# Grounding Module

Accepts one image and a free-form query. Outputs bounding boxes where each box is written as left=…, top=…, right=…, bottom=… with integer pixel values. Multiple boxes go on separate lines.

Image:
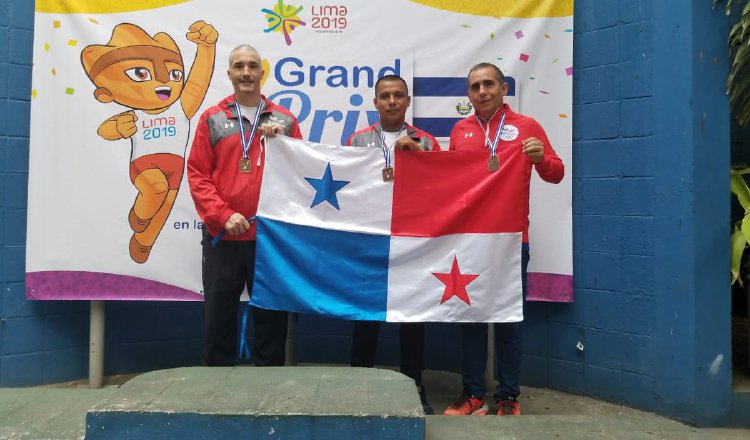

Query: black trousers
left=350, top=321, right=425, bottom=385
left=201, top=231, right=288, bottom=366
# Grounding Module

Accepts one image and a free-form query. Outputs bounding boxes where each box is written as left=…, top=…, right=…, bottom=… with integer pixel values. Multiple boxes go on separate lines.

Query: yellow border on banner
left=409, top=0, right=573, bottom=18
left=36, top=0, right=190, bottom=13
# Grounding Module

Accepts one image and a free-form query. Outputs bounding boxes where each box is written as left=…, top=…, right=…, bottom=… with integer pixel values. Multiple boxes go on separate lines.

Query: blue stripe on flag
left=413, top=117, right=463, bottom=138
left=413, top=76, right=516, bottom=97
left=414, top=77, right=466, bottom=97
left=252, top=217, right=390, bottom=321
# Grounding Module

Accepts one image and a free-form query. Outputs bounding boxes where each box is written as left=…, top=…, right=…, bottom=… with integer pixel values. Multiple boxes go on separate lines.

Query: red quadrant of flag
left=391, top=149, right=529, bottom=237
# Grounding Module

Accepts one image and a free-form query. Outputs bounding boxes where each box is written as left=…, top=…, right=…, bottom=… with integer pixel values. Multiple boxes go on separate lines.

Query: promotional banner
left=27, top=0, right=573, bottom=302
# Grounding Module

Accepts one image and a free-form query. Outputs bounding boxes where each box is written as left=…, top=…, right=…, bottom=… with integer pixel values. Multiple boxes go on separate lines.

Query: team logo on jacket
left=500, top=124, right=519, bottom=141
left=267, top=114, right=288, bottom=129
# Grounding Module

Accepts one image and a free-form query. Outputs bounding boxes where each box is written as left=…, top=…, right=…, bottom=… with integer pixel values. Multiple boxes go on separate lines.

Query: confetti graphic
left=515, top=30, right=524, bottom=39
left=519, top=53, right=529, bottom=62
left=408, top=0, right=573, bottom=18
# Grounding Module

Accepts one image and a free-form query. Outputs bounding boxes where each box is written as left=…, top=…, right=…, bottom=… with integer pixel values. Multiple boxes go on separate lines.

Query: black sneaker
left=417, top=385, right=435, bottom=415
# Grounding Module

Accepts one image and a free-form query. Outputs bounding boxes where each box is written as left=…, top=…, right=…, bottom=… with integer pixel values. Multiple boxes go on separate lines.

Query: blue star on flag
left=305, top=162, right=350, bottom=210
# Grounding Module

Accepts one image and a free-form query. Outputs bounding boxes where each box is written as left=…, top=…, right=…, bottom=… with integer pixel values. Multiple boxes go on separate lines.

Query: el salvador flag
left=252, top=136, right=523, bottom=323
left=413, top=76, right=517, bottom=139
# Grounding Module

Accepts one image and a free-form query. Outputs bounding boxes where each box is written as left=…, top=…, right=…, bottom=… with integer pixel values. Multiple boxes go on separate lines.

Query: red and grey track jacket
left=187, top=94, right=302, bottom=240
left=346, top=122, right=441, bottom=151
left=449, top=104, right=564, bottom=243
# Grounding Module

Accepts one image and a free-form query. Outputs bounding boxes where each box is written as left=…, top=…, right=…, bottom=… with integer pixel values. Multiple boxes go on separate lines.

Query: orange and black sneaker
left=442, top=394, right=488, bottom=416
left=497, top=397, right=521, bottom=416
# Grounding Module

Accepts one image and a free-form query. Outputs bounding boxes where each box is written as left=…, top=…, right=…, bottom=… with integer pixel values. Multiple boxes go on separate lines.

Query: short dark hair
left=375, top=74, right=409, bottom=95
left=467, top=62, right=505, bottom=84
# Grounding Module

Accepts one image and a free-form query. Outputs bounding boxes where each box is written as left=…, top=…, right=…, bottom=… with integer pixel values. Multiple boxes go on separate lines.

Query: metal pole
left=89, top=300, right=105, bottom=389
left=285, top=312, right=297, bottom=366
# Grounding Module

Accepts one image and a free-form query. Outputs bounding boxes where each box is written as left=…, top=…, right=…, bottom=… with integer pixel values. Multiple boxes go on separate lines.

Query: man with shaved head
left=187, top=44, right=302, bottom=366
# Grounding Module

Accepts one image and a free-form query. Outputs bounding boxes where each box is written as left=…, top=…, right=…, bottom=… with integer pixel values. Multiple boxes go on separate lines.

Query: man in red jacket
left=187, top=44, right=302, bottom=366
left=442, top=63, right=564, bottom=416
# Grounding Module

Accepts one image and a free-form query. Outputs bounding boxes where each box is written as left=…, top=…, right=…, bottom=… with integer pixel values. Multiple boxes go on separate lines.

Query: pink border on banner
left=527, top=272, right=574, bottom=302
left=26, top=271, right=204, bottom=301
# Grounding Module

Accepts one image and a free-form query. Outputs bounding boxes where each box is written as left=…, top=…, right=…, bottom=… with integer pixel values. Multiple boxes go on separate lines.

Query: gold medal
left=488, top=155, right=499, bottom=172
left=239, top=158, right=252, bottom=173
left=382, top=166, right=394, bottom=182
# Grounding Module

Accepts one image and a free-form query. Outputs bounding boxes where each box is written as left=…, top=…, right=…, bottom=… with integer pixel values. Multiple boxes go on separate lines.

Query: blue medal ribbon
left=234, top=100, right=264, bottom=162
left=476, top=108, right=507, bottom=159
left=210, top=216, right=256, bottom=247
left=239, top=302, right=252, bottom=360
left=377, top=123, right=406, bottom=170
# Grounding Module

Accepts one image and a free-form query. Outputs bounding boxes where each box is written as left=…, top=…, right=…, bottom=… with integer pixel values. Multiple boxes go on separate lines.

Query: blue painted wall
left=654, top=1, right=733, bottom=424
left=0, top=0, right=741, bottom=426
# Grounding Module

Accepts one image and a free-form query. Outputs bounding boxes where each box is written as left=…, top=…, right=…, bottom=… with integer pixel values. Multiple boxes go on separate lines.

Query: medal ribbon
left=234, top=100, right=264, bottom=162
left=476, top=108, right=507, bottom=158
left=377, top=123, right=406, bottom=170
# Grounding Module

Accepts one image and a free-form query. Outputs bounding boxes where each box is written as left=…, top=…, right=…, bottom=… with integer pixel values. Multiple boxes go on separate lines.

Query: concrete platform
left=0, top=387, right=109, bottom=440
left=0, top=367, right=748, bottom=440
left=85, top=366, right=423, bottom=440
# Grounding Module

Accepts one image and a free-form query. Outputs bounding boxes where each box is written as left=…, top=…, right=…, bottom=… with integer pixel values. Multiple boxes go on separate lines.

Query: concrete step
left=0, top=387, right=106, bottom=440
left=84, top=366, right=424, bottom=440
left=0, top=367, right=746, bottom=439
left=425, top=414, right=712, bottom=440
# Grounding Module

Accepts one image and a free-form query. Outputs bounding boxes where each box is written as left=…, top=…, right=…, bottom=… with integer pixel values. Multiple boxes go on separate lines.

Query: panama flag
left=251, top=136, right=523, bottom=322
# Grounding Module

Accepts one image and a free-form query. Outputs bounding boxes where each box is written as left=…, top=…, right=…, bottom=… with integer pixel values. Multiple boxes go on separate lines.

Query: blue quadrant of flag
left=253, top=217, right=390, bottom=321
